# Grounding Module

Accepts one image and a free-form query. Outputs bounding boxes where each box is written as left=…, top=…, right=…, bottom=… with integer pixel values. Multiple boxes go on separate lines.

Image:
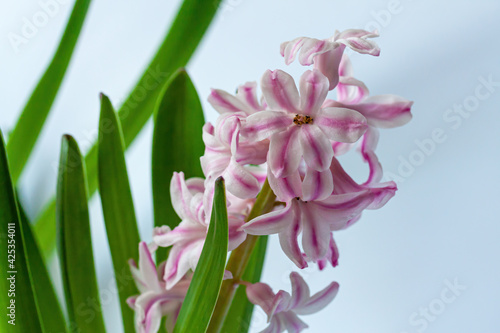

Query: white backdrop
left=1, top=0, right=499, bottom=332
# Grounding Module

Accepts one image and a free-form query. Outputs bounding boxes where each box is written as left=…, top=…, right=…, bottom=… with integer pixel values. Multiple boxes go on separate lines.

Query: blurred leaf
left=152, top=69, right=205, bottom=262
left=0, top=129, right=42, bottom=333
left=7, top=0, right=92, bottom=184
left=56, top=135, right=106, bottom=333
left=220, top=236, right=268, bottom=333
left=18, top=204, right=68, bottom=332
left=34, top=0, right=224, bottom=258
left=173, top=177, right=228, bottom=333
left=97, top=94, right=140, bottom=333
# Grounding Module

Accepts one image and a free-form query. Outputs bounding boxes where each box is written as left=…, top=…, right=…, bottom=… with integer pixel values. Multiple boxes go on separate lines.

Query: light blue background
left=1, top=0, right=499, bottom=332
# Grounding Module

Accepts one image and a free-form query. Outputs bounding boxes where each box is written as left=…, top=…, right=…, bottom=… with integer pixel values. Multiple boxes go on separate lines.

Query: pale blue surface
left=1, top=1, right=499, bottom=332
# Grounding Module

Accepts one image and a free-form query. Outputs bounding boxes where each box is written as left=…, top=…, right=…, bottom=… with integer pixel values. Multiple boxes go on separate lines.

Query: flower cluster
left=128, top=29, right=412, bottom=333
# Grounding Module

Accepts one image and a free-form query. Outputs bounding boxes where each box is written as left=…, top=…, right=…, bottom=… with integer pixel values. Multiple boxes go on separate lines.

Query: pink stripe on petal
left=279, top=201, right=307, bottom=269
left=243, top=111, right=291, bottom=141
left=208, top=89, right=247, bottom=114
left=261, top=70, right=300, bottom=113
left=299, top=69, right=329, bottom=116
left=301, top=168, right=334, bottom=201
left=355, top=95, right=413, bottom=128
left=243, top=201, right=295, bottom=235
left=267, top=168, right=302, bottom=202
left=289, top=272, right=311, bottom=308
left=315, top=107, right=367, bottom=143
left=268, top=127, right=302, bottom=178
left=223, top=158, right=261, bottom=199
left=300, top=201, right=331, bottom=261
left=299, top=125, right=334, bottom=172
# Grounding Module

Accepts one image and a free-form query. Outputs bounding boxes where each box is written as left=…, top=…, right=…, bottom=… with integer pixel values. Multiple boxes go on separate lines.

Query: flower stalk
left=207, top=179, right=276, bottom=332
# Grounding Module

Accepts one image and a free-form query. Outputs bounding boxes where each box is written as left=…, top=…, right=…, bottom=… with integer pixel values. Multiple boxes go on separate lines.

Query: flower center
left=293, top=114, right=314, bottom=126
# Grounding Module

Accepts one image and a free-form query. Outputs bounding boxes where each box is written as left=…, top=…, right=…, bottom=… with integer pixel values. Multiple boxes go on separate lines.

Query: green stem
left=207, top=179, right=276, bottom=333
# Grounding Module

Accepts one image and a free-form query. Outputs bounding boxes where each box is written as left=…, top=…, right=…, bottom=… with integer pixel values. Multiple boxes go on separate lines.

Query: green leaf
left=7, top=0, right=92, bottom=184
left=18, top=203, right=68, bottom=333
left=97, top=94, right=140, bottom=333
left=173, top=177, right=229, bottom=333
left=152, top=69, right=205, bottom=262
left=56, top=135, right=106, bottom=333
left=34, top=0, right=224, bottom=258
left=220, top=236, right=268, bottom=333
left=0, top=129, right=42, bottom=333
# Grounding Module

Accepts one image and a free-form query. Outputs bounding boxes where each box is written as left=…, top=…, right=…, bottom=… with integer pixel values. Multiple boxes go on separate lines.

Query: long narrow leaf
left=7, top=0, right=92, bottom=184
left=152, top=69, right=205, bottom=262
left=220, top=236, right=268, bottom=333
left=57, top=135, right=106, bottom=333
left=173, top=177, right=229, bottom=333
left=98, top=94, right=140, bottom=333
left=34, top=0, right=224, bottom=258
left=18, top=203, right=67, bottom=332
left=0, top=129, right=42, bottom=333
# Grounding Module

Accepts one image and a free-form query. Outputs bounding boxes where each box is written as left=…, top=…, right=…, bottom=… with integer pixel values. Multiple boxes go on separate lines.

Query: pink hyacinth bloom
left=153, top=172, right=246, bottom=289
left=244, top=69, right=367, bottom=178
left=280, top=29, right=380, bottom=90
left=201, top=118, right=267, bottom=199
left=243, top=160, right=395, bottom=268
left=127, top=242, right=189, bottom=333
left=245, top=272, right=339, bottom=333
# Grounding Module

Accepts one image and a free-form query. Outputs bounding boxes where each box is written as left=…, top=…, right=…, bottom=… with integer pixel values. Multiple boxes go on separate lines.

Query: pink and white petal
left=246, top=282, right=276, bottom=316
left=243, top=111, right=292, bottom=141
left=337, top=37, right=380, bottom=56
left=289, top=272, right=311, bottom=308
left=268, top=127, right=303, bottom=178
left=143, top=301, right=163, bottom=333
left=281, top=312, right=309, bottom=333
left=338, top=54, right=353, bottom=78
left=327, top=234, right=340, bottom=268
left=215, top=113, right=242, bottom=148
left=228, top=217, right=247, bottom=251
left=315, top=46, right=345, bottom=90
left=268, top=168, right=302, bottom=202
left=337, top=76, right=370, bottom=105
left=294, top=281, right=339, bottom=315
left=354, top=94, right=413, bottom=128
left=236, top=81, right=263, bottom=112
left=153, top=221, right=206, bottom=248
left=222, top=158, right=261, bottom=199
left=278, top=201, right=308, bottom=269
left=170, top=172, right=195, bottom=221
left=364, top=182, right=397, bottom=210
left=164, top=241, right=202, bottom=289
left=332, top=141, right=354, bottom=156
left=301, top=167, right=334, bottom=202
left=243, top=201, right=296, bottom=236
left=313, top=191, right=375, bottom=230
left=315, top=107, right=368, bottom=143
left=360, top=128, right=383, bottom=184
left=299, top=69, right=330, bottom=116
left=280, top=37, right=305, bottom=65
left=299, top=125, right=334, bottom=172
left=335, top=28, right=379, bottom=40
left=208, top=88, right=248, bottom=114
left=298, top=38, right=334, bottom=66
left=300, top=201, right=332, bottom=261
left=138, top=242, right=162, bottom=292
left=260, top=318, right=283, bottom=333
left=185, top=177, right=205, bottom=195
left=261, top=70, right=300, bottom=113
left=330, top=157, right=362, bottom=194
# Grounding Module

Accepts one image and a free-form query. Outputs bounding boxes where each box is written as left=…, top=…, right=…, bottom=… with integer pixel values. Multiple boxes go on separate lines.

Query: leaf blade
left=97, top=94, right=140, bottom=333
left=7, top=0, right=92, bottom=184
left=152, top=69, right=205, bottom=262
left=0, top=129, right=42, bottom=333
left=173, top=177, right=229, bottom=333
left=56, top=135, right=106, bottom=333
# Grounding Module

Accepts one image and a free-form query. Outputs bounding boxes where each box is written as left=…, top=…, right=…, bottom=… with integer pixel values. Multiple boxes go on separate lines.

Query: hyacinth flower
left=280, top=29, right=380, bottom=90
left=152, top=172, right=247, bottom=288
left=244, top=272, right=339, bottom=333
left=243, top=69, right=368, bottom=179
left=242, top=159, right=395, bottom=268
left=127, top=242, right=190, bottom=333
